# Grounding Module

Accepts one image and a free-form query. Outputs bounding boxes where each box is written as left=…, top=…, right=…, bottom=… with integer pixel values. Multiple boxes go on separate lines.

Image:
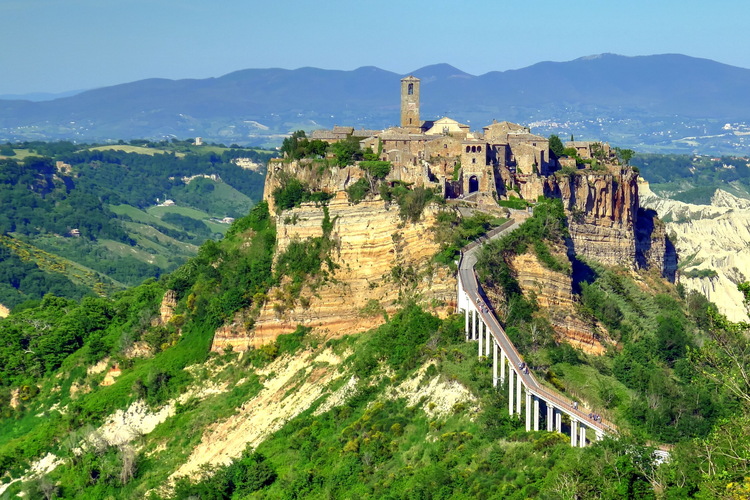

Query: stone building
left=313, top=75, right=560, bottom=200
left=400, top=76, right=421, bottom=132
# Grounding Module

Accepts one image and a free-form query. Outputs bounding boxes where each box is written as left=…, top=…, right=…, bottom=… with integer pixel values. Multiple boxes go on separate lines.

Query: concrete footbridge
left=457, top=220, right=616, bottom=447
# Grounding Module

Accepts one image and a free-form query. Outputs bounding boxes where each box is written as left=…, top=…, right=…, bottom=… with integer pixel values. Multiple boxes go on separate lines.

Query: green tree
left=548, top=134, right=565, bottom=157
left=331, top=136, right=362, bottom=167
left=616, top=147, right=635, bottom=166
left=280, top=130, right=307, bottom=160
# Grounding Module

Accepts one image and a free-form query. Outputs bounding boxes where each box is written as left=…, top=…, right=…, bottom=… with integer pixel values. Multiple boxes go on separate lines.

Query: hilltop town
left=306, top=76, right=621, bottom=207
left=221, top=76, right=676, bottom=356
left=2, top=75, right=747, bottom=500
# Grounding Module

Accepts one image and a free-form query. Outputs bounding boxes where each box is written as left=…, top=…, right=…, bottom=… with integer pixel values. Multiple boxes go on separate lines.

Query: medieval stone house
left=314, top=76, right=558, bottom=199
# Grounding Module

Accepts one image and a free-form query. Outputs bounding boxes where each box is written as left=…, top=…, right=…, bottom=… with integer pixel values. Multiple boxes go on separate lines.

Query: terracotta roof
left=351, top=129, right=381, bottom=138
left=310, top=130, right=338, bottom=140
left=332, top=126, right=354, bottom=134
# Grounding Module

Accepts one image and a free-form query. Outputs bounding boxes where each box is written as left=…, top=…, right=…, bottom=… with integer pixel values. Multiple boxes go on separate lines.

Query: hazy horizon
left=2, top=0, right=749, bottom=95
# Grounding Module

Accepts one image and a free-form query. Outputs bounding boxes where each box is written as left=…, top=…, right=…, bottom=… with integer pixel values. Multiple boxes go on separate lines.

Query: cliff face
left=211, top=191, right=454, bottom=352
left=520, top=168, right=674, bottom=279
left=509, top=251, right=604, bottom=354
left=218, top=161, right=674, bottom=353
left=263, top=159, right=365, bottom=214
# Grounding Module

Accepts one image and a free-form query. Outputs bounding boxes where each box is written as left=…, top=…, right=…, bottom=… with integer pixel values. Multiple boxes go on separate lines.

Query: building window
left=408, top=83, right=414, bottom=95
left=477, top=146, right=482, bottom=152
left=472, top=158, right=476, bottom=164
left=443, top=143, right=447, bottom=148
left=466, top=146, right=470, bottom=153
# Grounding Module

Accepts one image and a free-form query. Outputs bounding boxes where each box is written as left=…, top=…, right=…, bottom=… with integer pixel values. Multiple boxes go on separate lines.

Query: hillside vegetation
left=632, top=153, right=750, bottom=201
left=0, top=140, right=274, bottom=310
left=0, top=194, right=749, bottom=499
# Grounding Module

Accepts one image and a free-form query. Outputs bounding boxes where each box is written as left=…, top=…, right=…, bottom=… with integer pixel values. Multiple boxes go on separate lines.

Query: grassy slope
left=88, top=145, right=185, bottom=157
left=0, top=234, right=124, bottom=294
left=0, top=198, right=745, bottom=498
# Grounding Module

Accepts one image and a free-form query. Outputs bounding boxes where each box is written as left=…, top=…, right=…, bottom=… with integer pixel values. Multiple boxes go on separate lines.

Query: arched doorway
left=469, top=175, right=479, bottom=193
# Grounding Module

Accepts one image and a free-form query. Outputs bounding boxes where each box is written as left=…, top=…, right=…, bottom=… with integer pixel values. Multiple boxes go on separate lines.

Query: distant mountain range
left=2, top=54, right=750, bottom=153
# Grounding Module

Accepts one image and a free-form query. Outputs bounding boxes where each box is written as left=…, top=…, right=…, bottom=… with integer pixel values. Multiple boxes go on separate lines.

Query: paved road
left=458, top=219, right=615, bottom=434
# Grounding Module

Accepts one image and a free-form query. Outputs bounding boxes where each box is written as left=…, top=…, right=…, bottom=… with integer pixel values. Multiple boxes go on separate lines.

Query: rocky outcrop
left=151, top=290, right=178, bottom=328
left=641, top=183, right=750, bottom=322
left=211, top=191, right=454, bottom=352
left=0, top=303, right=9, bottom=318
left=508, top=251, right=604, bottom=355
left=263, top=159, right=366, bottom=215
left=519, top=167, right=673, bottom=278
left=160, top=290, right=177, bottom=324
left=635, top=208, right=678, bottom=280
left=561, top=170, right=640, bottom=271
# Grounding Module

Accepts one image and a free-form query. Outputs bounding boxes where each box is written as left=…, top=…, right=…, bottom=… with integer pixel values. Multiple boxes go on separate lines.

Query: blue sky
left=2, top=0, right=749, bottom=95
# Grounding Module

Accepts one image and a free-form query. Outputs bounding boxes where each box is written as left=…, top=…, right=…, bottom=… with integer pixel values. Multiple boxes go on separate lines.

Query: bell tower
left=400, top=76, right=420, bottom=132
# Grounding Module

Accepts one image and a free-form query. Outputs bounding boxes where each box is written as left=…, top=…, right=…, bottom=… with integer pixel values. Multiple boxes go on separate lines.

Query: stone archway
left=469, top=175, right=479, bottom=193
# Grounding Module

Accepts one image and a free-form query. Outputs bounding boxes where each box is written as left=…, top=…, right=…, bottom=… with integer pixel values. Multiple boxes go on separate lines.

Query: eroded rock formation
left=520, top=168, right=674, bottom=279
left=509, top=250, right=603, bottom=355
left=641, top=182, right=750, bottom=322
left=211, top=191, right=454, bottom=352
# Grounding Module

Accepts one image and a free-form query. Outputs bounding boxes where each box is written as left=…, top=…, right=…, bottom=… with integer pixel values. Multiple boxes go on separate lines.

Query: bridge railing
left=461, top=220, right=515, bottom=254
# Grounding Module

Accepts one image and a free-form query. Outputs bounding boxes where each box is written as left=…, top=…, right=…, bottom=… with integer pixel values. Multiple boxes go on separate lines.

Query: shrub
left=346, top=178, right=370, bottom=204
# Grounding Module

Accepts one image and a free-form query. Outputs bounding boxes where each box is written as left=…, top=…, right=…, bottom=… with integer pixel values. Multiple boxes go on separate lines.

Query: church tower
left=400, top=76, right=420, bottom=132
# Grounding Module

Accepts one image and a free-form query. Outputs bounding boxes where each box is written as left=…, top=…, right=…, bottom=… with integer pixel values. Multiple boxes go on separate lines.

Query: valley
left=0, top=141, right=274, bottom=308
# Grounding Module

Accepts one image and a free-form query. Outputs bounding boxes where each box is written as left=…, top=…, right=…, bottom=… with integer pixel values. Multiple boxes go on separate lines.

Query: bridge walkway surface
left=457, top=218, right=616, bottom=447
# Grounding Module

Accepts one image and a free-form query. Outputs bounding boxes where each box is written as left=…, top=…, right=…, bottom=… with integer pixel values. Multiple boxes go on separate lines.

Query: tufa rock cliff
left=508, top=251, right=604, bottom=354
left=520, top=167, right=675, bottom=279
left=215, top=159, right=674, bottom=353
left=211, top=189, right=454, bottom=352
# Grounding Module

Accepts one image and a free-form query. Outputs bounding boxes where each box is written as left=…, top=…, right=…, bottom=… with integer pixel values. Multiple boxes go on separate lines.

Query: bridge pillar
left=570, top=419, right=578, bottom=447
left=470, top=310, right=474, bottom=340
left=555, top=409, right=562, bottom=433
left=525, top=392, right=532, bottom=431
left=508, top=369, right=515, bottom=415
left=546, top=403, right=554, bottom=432
left=473, top=310, right=478, bottom=340
left=579, top=424, right=587, bottom=448
left=485, top=325, right=491, bottom=356
left=464, top=307, right=469, bottom=341
left=492, top=340, right=498, bottom=387
left=533, top=396, right=540, bottom=431
left=515, top=372, right=522, bottom=415
left=500, top=350, right=506, bottom=385
left=478, top=318, right=483, bottom=357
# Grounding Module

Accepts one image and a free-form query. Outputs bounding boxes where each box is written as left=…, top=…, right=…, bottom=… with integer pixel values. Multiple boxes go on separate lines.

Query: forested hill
left=2, top=54, right=750, bottom=153
left=0, top=140, right=275, bottom=310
